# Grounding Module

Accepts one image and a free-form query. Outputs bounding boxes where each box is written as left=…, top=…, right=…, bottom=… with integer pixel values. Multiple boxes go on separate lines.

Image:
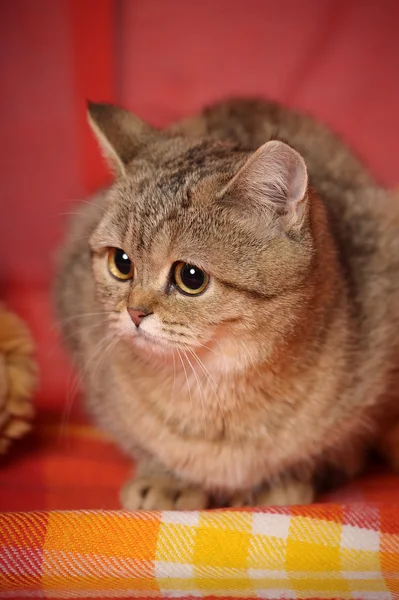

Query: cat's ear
left=219, top=140, right=308, bottom=231
left=87, top=101, right=157, bottom=176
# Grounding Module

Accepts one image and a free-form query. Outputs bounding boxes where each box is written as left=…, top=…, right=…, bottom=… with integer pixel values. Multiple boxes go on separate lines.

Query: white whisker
left=190, top=349, right=226, bottom=430
left=58, top=212, right=89, bottom=218
left=177, top=348, right=194, bottom=418
left=194, top=340, right=223, bottom=358
left=185, top=350, right=209, bottom=439
left=170, top=350, right=176, bottom=404
left=77, top=199, right=107, bottom=213
left=55, top=311, right=115, bottom=327
left=59, top=317, right=111, bottom=343
left=59, top=329, right=117, bottom=440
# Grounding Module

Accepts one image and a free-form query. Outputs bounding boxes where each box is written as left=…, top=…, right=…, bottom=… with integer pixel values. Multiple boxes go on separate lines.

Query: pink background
left=1, top=0, right=399, bottom=405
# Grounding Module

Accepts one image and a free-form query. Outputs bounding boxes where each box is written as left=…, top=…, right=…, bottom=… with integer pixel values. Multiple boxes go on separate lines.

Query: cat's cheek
left=109, top=308, right=136, bottom=339
left=93, top=273, right=130, bottom=313
left=91, top=255, right=131, bottom=311
left=102, top=292, right=127, bottom=315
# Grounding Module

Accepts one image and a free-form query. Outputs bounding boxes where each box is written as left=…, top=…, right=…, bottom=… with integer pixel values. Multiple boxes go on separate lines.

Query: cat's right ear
left=218, top=140, right=309, bottom=233
left=87, top=101, right=157, bottom=177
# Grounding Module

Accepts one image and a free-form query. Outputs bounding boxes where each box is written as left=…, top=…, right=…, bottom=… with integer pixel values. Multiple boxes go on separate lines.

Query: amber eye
left=107, top=248, right=134, bottom=281
left=173, top=262, right=210, bottom=296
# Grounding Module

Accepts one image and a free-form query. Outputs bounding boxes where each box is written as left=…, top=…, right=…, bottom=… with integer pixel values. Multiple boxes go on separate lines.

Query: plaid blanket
left=1, top=505, right=399, bottom=598
left=1, top=415, right=399, bottom=599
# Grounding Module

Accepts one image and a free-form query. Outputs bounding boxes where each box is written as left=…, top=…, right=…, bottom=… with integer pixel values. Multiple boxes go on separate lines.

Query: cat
left=55, top=98, right=399, bottom=509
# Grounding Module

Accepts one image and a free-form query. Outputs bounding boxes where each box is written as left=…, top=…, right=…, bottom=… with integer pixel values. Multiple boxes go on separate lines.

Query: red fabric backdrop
left=1, top=0, right=399, bottom=289
left=0, top=0, right=398, bottom=510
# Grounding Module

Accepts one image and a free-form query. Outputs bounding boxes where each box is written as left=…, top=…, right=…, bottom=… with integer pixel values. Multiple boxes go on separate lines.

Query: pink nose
left=128, top=307, right=150, bottom=327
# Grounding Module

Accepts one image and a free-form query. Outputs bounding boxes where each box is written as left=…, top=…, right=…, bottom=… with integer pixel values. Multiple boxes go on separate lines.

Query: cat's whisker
left=189, top=349, right=226, bottom=430
left=176, top=348, right=195, bottom=422
left=71, top=235, right=91, bottom=243
left=54, top=311, right=116, bottom=327
left=189, top=349, right=219, bottom=393
left=77, top=199, right=107, bottom=213
left=60, top=350, right=100, bottom=440
left=209, top=336, right=225, bottom=353
left=161, top=330, right=223, bottom=358
left=59, top=330, right=117, bottom=439
left=59, top=369, right=80, bottom=442
left=82, top=330, right=117, bottom=376
left=170, top=349, right=177, bottom=404
left=91, top=332, right=120, bottom=382
left=58, top=212, right=91, bottom=218
left=43, top=317, right=113, bottom=365
left=193, top=341, right=223, bottom=358
left=185, top=350, right=209, bottom=439
left=59, top=318, right=111, bottom=343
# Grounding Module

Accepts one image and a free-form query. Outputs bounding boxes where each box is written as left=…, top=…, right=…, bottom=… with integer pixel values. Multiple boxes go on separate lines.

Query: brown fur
left=55, top=98, right=399, bottom=509
left=0, top=304, right=36, bottom=453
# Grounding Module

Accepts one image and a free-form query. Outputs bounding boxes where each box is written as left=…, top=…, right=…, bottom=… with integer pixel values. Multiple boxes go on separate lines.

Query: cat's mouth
left=133, top=328, right=182, bottom=354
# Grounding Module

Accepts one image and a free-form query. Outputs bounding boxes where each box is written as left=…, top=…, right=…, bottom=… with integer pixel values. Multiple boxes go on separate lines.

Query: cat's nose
left=128, top=307, right=152, bottom=328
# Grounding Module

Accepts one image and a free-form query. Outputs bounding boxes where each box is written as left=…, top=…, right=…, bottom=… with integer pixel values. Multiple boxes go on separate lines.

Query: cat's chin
left=132, top=330, right=179, bottom=356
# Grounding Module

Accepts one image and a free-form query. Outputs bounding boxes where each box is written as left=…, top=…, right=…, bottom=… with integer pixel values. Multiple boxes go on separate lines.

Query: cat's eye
left=107, top=248, right=134, bottom=281
left=173, top=262, right=210, bottom=296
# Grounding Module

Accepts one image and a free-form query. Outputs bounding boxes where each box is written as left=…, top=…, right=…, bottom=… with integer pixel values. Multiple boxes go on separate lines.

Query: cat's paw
left=121, top=476, right=209, bottom=511
left=225, top=480, right=314, bottom=508
left=255, top=480, right=314, bottom=506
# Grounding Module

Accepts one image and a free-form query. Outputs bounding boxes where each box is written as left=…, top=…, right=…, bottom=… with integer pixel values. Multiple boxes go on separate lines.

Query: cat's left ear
left=219, top=140, right=308, bottom=232
left=87, top=101, right=158, bottom=177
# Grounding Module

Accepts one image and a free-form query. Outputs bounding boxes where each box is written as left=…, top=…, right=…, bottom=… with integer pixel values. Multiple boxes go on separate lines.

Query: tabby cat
left=55, top=98, right=399, bottom=509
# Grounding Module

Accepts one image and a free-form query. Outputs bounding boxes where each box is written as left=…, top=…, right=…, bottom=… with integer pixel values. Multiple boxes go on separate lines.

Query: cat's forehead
left=130, top=138, right=246, bottom=197
left=110, top=180, right=218, bottom=263
left=99, top=140, right=247, bottom=252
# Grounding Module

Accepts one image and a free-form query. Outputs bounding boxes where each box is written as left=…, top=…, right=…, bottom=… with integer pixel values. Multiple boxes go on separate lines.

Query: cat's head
left=88, top=102, right=315, bottom=372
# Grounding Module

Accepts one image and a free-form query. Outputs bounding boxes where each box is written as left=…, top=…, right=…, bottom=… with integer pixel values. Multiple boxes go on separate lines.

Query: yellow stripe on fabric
left=199, top=511, right=253, bottom=532
left=193, top=527, right=251, bottom=569
left=289, top=516, right=342, bottom=546
left=346, top=577, right=390, bottom=593
left=248, top=535, right=287, bottom=569
left=156, top=523, right=197, bottom=564
left=291, top=577, right=350, bottom=593
left=286, top=540, right=341, bottom=571
left=157, top=578, right=196, bottom=592
left=340, top=548, right=381, bottom=570
left=295, top=592, right=353, bottom=600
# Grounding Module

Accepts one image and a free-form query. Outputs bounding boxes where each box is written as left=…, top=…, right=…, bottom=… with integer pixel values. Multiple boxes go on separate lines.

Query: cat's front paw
left=255, top=480, right=314, bottom=506
left=121, top=476, right=209, bottom=511
left=227, top=480, right=314, bottom=507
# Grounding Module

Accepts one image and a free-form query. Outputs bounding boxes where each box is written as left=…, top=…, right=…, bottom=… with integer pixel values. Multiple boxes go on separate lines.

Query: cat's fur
left=0, top=304, right=36, bottom=454
left=55, top=98, right=399, bottom=509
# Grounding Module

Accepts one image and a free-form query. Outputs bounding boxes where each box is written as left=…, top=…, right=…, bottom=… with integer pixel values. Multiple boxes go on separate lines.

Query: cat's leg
left=121, top=461, right=209, bottom=510
left=227, top=441, right=367, bottom=508
left=254, top=480, right=315, bottom=506
left=228, top=478, right=314, bottom=508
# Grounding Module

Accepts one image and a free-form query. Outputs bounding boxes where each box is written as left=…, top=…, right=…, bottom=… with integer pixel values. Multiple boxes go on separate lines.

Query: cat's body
left=55, top=98, right=399, bottom=509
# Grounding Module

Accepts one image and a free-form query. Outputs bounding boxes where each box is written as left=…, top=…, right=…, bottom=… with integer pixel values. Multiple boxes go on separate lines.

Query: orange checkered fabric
left=1, top=505, right=399, bottom=598
left=1, top=414, right=399, bottom=599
